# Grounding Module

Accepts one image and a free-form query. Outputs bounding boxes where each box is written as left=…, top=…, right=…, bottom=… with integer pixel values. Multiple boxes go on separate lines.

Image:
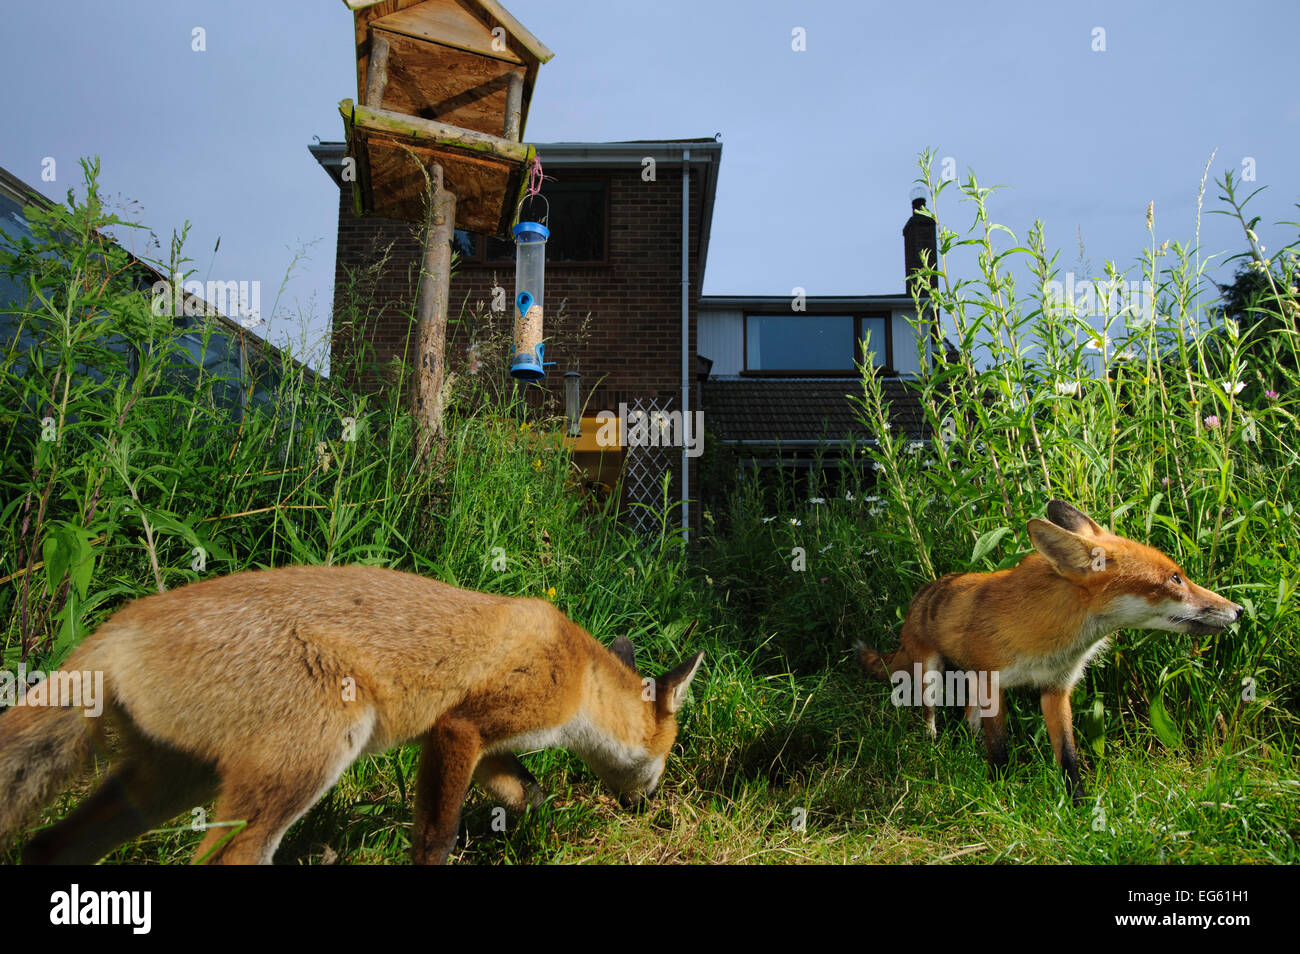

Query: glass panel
left=543, top=181, right=604, bottom=262
left=482, top=180, right=606, bottom=264
left=484, top=233, right=513, bottom=262
left=861, top=316, right=887, bottom=367
left=746, top=315, right=853, bottom=371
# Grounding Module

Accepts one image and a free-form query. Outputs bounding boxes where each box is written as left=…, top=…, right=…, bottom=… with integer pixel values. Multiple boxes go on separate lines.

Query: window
left=454, top=179, right=608, bottom=265
left=859, top=316, right=888, bottom=367
left=744, top=314, right=889, bottom=374
left=747, top=315, right=852, bottom=371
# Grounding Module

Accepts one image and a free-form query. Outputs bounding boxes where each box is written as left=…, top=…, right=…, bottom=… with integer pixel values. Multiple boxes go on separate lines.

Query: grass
left=1, top=157, right=1297, bottom=864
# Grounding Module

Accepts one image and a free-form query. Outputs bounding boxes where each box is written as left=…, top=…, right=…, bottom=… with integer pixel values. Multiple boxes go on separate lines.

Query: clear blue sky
left=4, top=0, right=1297, bottom=368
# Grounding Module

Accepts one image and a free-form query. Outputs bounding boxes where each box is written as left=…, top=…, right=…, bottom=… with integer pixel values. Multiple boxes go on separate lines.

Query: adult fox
left=0, top=565, right=704, bottom=864
left=858, top=500, right=1242, bottom=799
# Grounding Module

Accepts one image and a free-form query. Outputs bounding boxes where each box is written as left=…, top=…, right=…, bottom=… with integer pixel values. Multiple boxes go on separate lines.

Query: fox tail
left=0, top=644, right=109, bottom=847
left=854, top=642, right=908, bottom=681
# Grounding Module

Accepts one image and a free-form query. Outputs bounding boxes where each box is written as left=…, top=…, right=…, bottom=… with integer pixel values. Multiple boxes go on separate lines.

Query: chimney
left=903, top=192, right=938, bottom=298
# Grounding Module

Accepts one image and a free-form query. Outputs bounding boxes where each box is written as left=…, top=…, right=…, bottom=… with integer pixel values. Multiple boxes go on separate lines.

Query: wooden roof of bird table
left=340, top=0, right=553, bottom=233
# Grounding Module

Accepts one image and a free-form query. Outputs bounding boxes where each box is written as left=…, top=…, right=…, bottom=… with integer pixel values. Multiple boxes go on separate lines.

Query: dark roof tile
left=701, top=377, right=928, bottom=444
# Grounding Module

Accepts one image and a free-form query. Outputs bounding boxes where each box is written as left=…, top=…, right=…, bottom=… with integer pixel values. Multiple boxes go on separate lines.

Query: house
left=311, top=138, right=935, bottom=534
left=0, top=164, right=316, bottom=419
left=312, top=136, right=721, bottom=534
left=698, top=196, right=937, bottom=479
left=699, top=292, right=932, bottom=457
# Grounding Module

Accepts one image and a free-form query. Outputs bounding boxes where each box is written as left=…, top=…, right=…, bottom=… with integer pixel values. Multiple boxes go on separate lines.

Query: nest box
left=339, top=0, right=553, bottom=233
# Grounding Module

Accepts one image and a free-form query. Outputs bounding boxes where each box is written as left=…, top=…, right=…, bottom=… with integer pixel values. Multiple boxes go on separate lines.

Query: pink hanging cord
left=527, top=156, right=544, bottom=195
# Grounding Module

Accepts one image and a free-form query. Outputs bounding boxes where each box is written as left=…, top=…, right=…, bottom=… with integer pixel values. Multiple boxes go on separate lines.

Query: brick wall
left=329, top=164, right=704, bottom=419
left=326, top=161, right=705, bottom=532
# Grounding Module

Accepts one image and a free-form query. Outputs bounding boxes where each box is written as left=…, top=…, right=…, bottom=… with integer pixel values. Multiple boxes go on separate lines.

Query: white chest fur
left=485, top=710, right=659, bottom=793
left=486, top=711, right=644, bottom=763
left=996, top=593, right=1168, bottom=690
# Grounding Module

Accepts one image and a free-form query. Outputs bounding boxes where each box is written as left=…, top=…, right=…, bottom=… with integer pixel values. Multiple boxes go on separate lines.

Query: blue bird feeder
left=510, top=218, right=550, bottom=380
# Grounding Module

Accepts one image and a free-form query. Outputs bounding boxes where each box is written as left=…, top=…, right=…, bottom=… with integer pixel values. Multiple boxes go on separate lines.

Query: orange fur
left=0, top=565, right=704, bottom=864
left=859, top=500, right=1241, bottom=799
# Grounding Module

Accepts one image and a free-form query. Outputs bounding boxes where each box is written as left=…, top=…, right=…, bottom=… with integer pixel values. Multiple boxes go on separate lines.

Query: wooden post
left=411, top=162, right=457, bottom=460
left=504, top=71, right=523, bottom=141
left=365, top=34, right=391, bottom=108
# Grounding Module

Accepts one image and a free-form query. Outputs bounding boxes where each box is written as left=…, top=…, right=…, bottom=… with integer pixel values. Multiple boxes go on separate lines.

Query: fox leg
left=196, top=762, right=341, bottom=865
left=23, top=743, right=215, bottom=865
left=920, top=653, right=943, bottom=739
left=473, top=753, right=544, bottom=812
left=964, top=672, right=982, bottom=735
left=196, top=711, right=374, bottom=865
left=857, top=633, right=944, bottom=740
left=412, top=716, right=482, bottom=865
left=1041, top=688, right=1085, bottom=802
left=981, top=683, right=1008, bottom=772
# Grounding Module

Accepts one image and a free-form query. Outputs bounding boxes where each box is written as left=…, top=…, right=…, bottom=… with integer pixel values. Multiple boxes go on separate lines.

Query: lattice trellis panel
left=621, top=396, right=673, bottom=538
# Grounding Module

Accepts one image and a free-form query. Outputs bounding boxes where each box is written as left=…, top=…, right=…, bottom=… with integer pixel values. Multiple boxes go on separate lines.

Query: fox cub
left=858, top=500, right=1241, bottom=799
left=0, top=565, right=704, bottom=864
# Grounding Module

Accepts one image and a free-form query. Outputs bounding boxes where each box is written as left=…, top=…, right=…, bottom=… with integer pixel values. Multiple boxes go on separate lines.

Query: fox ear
left=1028, top=518, right=1095, bottom=576
left=1046, top=500, right=1104, bottom=536
left=656, top=651, right=705, bottom=715
left=610, top=636, right=638, bottom=672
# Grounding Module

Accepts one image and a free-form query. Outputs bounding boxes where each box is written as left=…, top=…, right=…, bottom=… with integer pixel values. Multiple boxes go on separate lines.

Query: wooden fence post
left=411, top=162, right=457, bottom=461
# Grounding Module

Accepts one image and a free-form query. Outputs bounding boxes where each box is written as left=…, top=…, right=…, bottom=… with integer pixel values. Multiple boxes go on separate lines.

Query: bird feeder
left=334, top=0, right=552, bottom=453
left=510, top=214, right=548, bottom=380
left=339, top=0, right=553, bottom=232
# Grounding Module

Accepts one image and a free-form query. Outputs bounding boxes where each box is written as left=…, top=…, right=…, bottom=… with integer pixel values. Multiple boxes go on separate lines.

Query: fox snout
left=611, top=767, right=659, bottom=811
left=1164, top=574, right=1244, bottom=634
left=1172, top=594, right=1243, bottom=635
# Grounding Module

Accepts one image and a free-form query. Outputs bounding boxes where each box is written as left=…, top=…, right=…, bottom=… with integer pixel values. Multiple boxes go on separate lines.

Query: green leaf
left=970, top=526, right=1012, bottom=566
left=1149, top=692, right=1182, bottom=749
left=69, top=532, right=95, bottom=600
left=50, top=611, right=82, bottom=661
left=1080, top=696, right=1106, bottom=757
left=42, top=526, right=73, bottom=594
left=1145, top=492, right=1163, bottom=534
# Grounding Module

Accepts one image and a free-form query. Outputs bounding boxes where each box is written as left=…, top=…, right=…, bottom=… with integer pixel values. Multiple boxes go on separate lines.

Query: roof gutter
left=699, top=294, right=922, bottom=310
left=310, top=139, right=722, bottom=284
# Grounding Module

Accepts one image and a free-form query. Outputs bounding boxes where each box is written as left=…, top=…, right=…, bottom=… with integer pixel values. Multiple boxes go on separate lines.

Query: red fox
left=0, top=565, right=704, bottom=864
left=858, top=500, right=1241, bottom=800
